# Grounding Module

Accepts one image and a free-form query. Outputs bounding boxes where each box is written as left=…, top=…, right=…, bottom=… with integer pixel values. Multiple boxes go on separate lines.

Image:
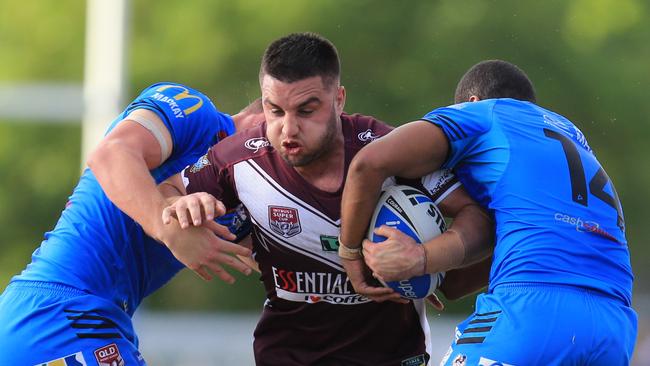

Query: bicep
left=436, top=186, right=477, bottom=217
left=102, top=109, right=173, bottom=169
left=363, top=120, right=449, bottom=179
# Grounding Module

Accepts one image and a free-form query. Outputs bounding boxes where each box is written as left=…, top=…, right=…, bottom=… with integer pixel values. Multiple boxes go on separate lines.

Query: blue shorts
left=0, top=281, right=146, bottom=366
left=440, top=283, right=637, bottom=366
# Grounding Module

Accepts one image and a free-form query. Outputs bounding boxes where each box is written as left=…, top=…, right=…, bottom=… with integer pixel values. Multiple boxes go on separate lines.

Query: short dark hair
left=454, top=60, right=536, bottom=103
left=260, top=32, right=340, bottom=88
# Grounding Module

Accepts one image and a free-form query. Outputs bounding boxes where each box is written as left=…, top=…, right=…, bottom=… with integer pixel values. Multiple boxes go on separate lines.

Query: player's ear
left=335, top=85, right=346, bottom=114
left=469, top=95, right=481, bottom=102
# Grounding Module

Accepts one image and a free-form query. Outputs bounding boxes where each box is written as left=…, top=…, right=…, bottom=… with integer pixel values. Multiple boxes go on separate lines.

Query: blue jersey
left=422, top=98, right=632, bottom=305
left=14, top=82, right=235, bottom=315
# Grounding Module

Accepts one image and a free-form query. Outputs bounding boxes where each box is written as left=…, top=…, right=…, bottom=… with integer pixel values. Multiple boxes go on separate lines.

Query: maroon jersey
left=185, top=113, right=460, bottom=366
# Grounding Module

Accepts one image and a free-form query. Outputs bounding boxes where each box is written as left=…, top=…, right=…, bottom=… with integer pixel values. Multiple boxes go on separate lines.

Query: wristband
left=337, top=235, right=363, bottom=260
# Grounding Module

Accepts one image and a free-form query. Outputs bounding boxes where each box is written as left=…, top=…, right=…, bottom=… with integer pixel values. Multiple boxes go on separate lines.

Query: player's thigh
left=0, top=284, right=146, bottom=365
left=440, top=286, right=594, bottom=366
left=586, top=298, right=637, bottom=366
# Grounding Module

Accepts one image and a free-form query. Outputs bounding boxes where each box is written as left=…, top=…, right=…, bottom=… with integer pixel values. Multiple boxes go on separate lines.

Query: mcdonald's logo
left=155, top=84, right=204, bottom=116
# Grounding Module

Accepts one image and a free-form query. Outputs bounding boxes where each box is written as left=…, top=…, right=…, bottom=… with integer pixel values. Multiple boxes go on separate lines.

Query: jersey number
left=544, top=128, right=624, bottom=230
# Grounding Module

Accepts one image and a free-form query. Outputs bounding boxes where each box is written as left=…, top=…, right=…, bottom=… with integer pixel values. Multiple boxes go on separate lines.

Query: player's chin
left=281, top=152, right=311, bottom=167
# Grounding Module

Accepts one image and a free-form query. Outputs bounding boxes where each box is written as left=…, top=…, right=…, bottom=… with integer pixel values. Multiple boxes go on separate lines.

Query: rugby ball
left=367, top=184, right=446, bottom=299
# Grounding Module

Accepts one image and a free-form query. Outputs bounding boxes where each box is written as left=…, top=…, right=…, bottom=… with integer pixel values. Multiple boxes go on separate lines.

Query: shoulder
left=421, top=99, right=498, bottom=140
left=342, top=112, right=393, bottom=146
left=208, top=123, right=272, bottom=166
left=128, top=82, right=222, bottom=120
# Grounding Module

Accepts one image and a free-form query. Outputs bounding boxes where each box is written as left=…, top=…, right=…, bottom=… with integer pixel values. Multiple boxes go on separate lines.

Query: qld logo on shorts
left=268, top=206, right=301, bottom=238
left=94, top=343, right=124, bottom=366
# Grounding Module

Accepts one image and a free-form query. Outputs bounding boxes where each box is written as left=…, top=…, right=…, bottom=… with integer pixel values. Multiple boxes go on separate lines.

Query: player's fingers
left=361, top=288, right=406, bottom=303
left=204, top=262, right=235, bottom=284
left=373, top=225, right=401, bottom=239
left=204, top=220, right=237, bottom=241
left=361, top=240, right=378, bottom=258
left=200, top=195, right=216, bottom=222
left=186, top=198, right=204, bottom=226
left=372, top=272, right=386, bottom=283
left=388, top=297, right=410, bottom=304
left=354, top=282, right=394, bottom=296
left=162, top=206, right=176, bottom=225
left=214, top=200, right=227, bottom=217
left=365, top=289, right=409, bottom=304
left=362, top=238, right=376, bottom=250
left=173, top=201, right=191, bottom=229
left=426, top=293, right=445, bottom=311
left=214, top=237, right=252, bottom=257
left=212, top=252, right=253, bottom=276
left=193, top=265, right=212, bottom=281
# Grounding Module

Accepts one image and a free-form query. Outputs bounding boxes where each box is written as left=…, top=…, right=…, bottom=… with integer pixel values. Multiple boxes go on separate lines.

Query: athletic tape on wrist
left=337, top=235, right=363, bottom=260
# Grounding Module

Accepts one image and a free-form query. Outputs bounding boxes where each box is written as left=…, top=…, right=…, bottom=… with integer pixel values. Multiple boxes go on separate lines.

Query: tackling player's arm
left=433, top=187, right=492, bottom=300
left=160, top=177, right=261, bottom=274
left=341, top=121, right=449, bottom=252
left=430, top=186, right=493, bottom=272
left=88, top=109, right=173, bottom=239
left=438, top=256, right=492, bottom=301
left=340, top=121, right=450, bottom=298
left=362, top=186, right=493, bottom=283
left=90, top=111, right=252, bottom=282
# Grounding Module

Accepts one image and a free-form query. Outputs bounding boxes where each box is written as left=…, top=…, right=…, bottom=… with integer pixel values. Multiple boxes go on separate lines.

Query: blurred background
left=1, top=0, right=648, bottom=364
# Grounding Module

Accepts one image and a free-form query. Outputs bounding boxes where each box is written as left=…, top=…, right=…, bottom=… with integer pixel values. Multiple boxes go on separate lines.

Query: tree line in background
left=1, top=0, right=648, bottom=312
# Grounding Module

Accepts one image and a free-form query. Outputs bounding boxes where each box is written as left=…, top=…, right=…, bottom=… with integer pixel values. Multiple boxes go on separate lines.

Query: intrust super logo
left=272, top=266, right=370, bottom=305
left=268, top=206, right=301, bottom=238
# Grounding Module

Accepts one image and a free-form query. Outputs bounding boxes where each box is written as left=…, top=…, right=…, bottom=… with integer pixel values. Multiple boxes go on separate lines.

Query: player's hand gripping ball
left=367, top=185, right=446, bottom=299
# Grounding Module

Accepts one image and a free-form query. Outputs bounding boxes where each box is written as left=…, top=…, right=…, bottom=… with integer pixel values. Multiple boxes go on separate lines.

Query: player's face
left=261, top=74, right=345, bottom=167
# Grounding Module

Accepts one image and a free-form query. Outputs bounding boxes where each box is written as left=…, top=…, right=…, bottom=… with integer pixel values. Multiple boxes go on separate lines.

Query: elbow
left=86, top=142, right=108, bottom=172
left=348, top=145, right=388, bottom=181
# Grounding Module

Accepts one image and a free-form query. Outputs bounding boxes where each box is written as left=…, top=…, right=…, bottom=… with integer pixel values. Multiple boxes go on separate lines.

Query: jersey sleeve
left=182, top=144, right=240, bottom=210
left=126, top=83, right=234, bottom=161
left=215, top=204, right=252, bottom=243
left=419, top=169, right=461, bottom=205
left=420, top=100, right=496, bottom=169
left=395, top=169, right=460, bottom=206
left=182, top=152, right=251, bottom=241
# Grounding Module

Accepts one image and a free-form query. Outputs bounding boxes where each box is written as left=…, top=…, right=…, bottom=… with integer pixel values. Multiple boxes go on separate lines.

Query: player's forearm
left=423, top=203, right=493, bottom=273
left=340, top=152, right=388, bottom=250
left=158, top=173, right=186, bottom=204
left=438, top=256, right=491, bottom=300
left=88, top=141, right=168, bottom=239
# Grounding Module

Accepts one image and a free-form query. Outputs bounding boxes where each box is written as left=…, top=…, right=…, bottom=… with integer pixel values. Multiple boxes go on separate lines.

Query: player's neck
left=293, top=135, right=345, bottom=193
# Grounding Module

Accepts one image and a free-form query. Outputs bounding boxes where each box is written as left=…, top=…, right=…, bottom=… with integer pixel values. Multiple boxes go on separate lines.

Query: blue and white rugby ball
left=367, top=184, right=446, bottom=299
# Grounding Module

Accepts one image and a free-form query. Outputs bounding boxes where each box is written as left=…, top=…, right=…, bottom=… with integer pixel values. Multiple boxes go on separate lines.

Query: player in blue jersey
left=339, top=60, right=637, bottom=365
left=0, top=82, right=263, bottom=365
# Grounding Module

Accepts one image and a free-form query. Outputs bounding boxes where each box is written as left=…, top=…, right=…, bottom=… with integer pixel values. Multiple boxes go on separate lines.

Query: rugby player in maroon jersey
left=161, top=33, right=493, bottom=366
